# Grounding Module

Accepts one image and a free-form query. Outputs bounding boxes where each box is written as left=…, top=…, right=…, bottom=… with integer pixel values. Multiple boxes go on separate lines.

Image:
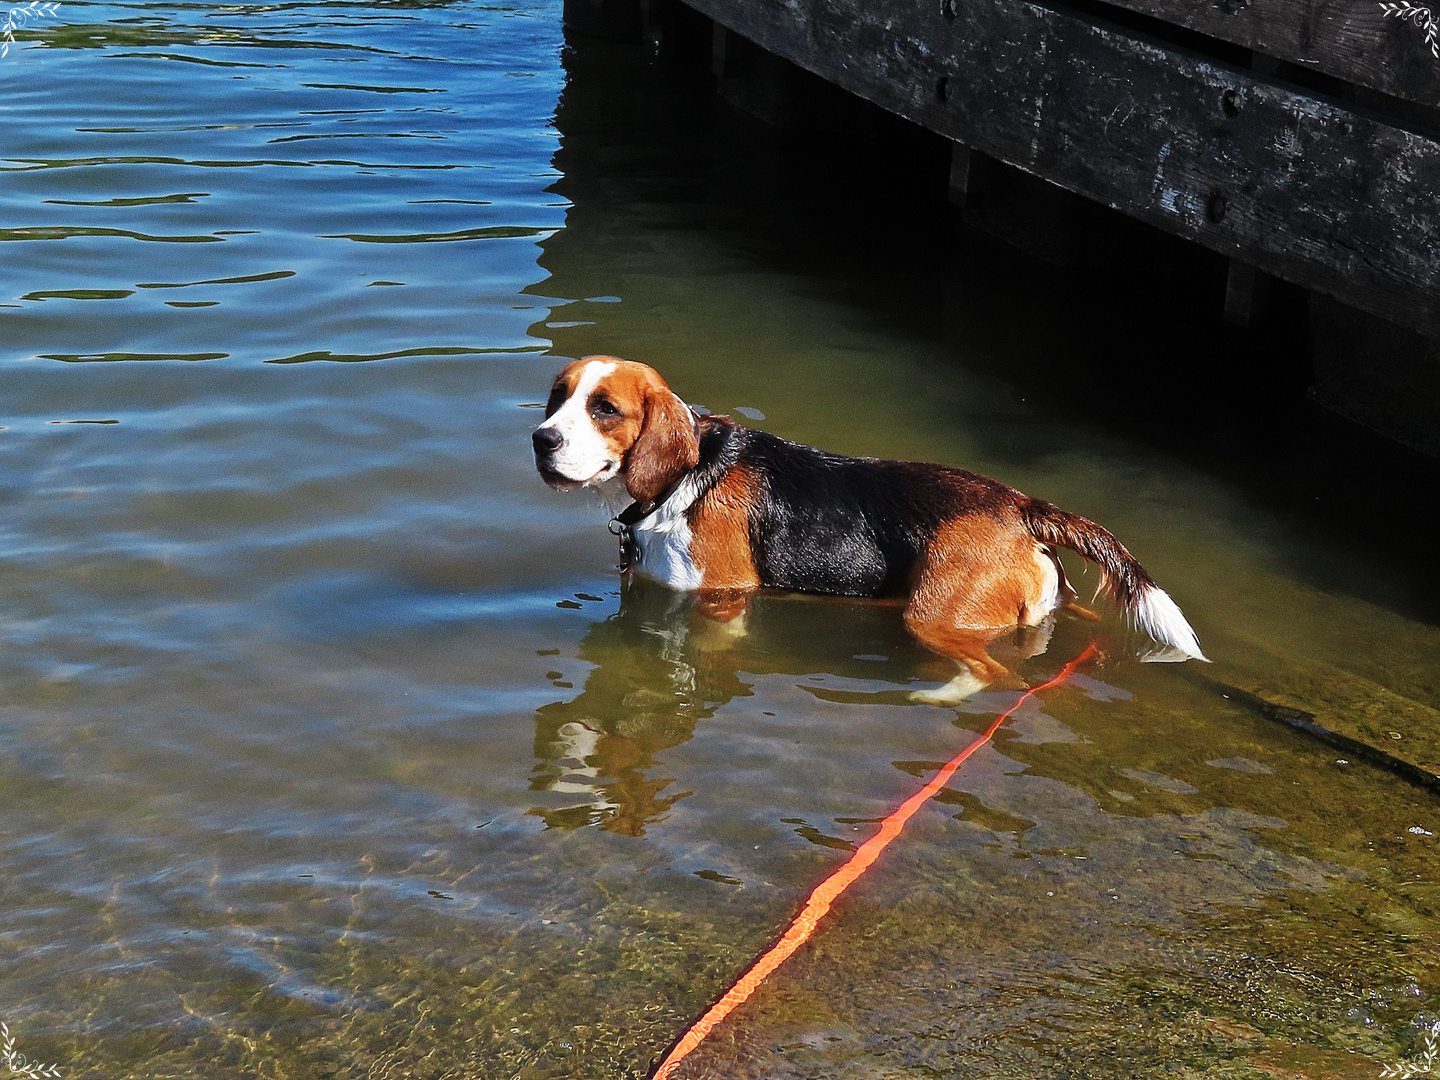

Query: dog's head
left=532, top=357, right=699, bottom=505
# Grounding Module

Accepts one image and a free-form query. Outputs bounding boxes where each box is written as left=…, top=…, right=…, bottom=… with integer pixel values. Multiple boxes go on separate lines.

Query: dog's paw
left=909, top=669, right=988, bottom=706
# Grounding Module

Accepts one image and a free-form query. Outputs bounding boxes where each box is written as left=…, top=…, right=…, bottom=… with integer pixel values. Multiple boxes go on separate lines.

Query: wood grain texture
left=1101, top=0, right=1440, bottom=107
left=680, top=0, right=1440, bottom=337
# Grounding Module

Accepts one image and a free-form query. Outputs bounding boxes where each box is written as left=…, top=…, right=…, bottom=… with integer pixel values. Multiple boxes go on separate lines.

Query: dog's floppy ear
left=625, top=385, right=699, bottom=505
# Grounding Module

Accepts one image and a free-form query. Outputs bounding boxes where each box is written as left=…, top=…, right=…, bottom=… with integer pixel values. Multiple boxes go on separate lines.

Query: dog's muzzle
left=532, top=425, right=580, bottom=488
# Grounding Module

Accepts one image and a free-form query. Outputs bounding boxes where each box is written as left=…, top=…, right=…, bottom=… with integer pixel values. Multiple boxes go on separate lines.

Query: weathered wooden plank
left=679, top=0, right=1440, bottom=337
left=1090, top=0, right=1440, bottom=108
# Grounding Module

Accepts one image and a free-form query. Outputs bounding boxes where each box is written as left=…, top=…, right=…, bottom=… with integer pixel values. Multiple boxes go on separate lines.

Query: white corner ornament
left=1, top=2, right=60, bottom=59
left=0, top=1022, right=61, bottom=1079
left=1380, top=1, right=1440, bottom=60
left=1382, top=1019, right=1440, bottom=1079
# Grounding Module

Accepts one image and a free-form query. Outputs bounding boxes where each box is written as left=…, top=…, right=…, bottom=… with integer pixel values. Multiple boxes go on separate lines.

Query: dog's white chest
left=633, top=523, right=702, bottom=590
left=628, top=479, right=704, bottom=591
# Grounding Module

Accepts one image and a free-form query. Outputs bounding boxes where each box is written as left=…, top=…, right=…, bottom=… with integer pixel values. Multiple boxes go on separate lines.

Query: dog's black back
left=692, top=418, right=1026, bottom=598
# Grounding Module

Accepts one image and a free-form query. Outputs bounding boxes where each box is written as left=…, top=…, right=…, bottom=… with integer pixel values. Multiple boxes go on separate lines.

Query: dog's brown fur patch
left=903, top=513, right=1059, bottom=682
left=689, top=463, right=761, bottom=590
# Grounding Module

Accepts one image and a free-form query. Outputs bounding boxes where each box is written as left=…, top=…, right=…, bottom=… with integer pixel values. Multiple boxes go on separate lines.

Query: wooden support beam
left=710, top=20, right=728, bottom=79
left=678, top=0, right=1440, bottom=338
left=948, top=141, right=973, bottom=208
left=1311, top=296, right=1440, bottom=456
left=1224, top=259, right=1271, bottom=327
left=711, top=27, right=809, bottom=127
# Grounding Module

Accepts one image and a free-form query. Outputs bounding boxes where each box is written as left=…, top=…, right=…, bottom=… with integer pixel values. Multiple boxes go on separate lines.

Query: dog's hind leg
left=905, top=621, right=1013, bottom=704
left=904, top=517, right=1059, bottom=704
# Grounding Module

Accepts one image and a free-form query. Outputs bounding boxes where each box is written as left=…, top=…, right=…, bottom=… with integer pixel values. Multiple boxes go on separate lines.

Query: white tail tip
left=1133, top=585, right=1207, bottom=663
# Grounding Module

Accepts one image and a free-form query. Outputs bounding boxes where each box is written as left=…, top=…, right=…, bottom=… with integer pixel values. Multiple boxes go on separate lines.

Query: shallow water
left=1, top=2, right=1438, bottom=1077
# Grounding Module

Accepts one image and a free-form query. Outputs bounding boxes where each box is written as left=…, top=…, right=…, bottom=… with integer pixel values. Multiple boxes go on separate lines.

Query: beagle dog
left=532, top=357, right=1205, bottom=702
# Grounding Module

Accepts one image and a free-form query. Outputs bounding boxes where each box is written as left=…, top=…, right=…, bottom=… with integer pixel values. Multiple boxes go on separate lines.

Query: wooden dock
left=565, top=0, right=1440, bottom=451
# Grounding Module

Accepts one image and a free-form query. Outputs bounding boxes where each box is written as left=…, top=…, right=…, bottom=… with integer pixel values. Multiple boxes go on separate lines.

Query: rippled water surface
left=2, top=2, right=1439, bottom=1077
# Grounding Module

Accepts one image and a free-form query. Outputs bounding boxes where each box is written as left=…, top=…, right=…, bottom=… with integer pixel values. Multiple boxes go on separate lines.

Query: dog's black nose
left=532, top=427, right=563, bottom=454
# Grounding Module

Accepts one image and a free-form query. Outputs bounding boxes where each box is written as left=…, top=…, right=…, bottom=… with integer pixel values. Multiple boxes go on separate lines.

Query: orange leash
left=650, top=642, right=1100, bottom=1079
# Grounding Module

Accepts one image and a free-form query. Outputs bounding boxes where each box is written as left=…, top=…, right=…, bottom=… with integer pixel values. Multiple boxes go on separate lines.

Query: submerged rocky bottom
left=11, top=619, right=1436, bottom=1080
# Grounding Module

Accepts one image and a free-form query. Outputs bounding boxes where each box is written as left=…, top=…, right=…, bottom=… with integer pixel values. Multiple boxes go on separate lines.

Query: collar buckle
left=610, top=504, right=651, bottom=572
left=609, top=480, right=683, bottom=573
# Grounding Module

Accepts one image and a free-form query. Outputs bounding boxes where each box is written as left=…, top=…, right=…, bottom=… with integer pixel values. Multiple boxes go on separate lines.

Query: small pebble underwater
left=0, top=1, right=1437, bottom=1076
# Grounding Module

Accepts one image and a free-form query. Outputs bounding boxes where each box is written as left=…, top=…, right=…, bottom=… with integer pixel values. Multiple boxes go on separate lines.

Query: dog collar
left=609, top=410, right=707, bottom=571
left=609, top=503, right=645, bottom=572
left=609, top=477, right=687, bottom=572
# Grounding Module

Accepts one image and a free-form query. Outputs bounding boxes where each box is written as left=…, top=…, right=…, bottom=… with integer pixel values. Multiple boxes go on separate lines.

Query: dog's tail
left=1021, top=500, right=1207, bottom=662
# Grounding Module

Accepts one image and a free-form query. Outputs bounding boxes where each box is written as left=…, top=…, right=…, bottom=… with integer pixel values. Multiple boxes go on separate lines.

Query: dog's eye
left=589, top=398, right=621, bottom=420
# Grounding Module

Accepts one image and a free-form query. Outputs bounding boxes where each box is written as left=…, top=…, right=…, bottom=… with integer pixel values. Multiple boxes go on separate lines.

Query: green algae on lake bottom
left=10, top=631, right=1437, bottom=1079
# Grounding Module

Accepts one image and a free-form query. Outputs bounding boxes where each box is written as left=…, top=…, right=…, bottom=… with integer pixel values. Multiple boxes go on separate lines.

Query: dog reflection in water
left=533, top=357, right=1205, bottom=709
left=529, top=578, right=1069, bottom=835
left=530, top=578, right=751, bottom=835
